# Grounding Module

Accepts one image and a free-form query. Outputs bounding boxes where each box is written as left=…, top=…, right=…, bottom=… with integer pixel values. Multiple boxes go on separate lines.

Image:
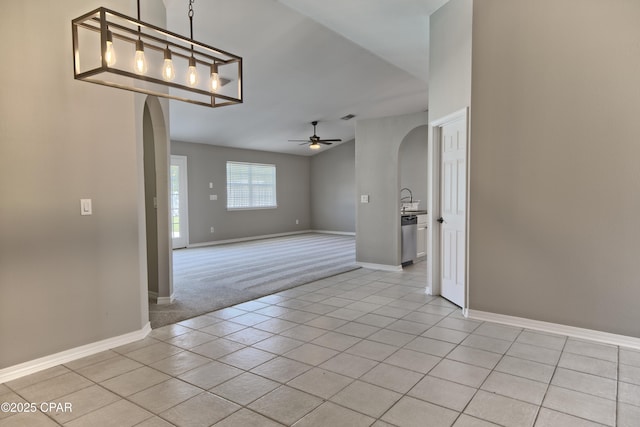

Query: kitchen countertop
left=401, top=210, right=428, bottom=216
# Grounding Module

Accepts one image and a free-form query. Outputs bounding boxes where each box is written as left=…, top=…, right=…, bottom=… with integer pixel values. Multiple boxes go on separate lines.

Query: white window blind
left=226, top=161, right=277, bottom=209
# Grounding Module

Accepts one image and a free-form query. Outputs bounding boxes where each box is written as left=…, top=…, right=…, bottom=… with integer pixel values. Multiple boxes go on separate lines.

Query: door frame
left=170, top=155, right=189, bottom=249
left=427, top=107, right=470, bottom=311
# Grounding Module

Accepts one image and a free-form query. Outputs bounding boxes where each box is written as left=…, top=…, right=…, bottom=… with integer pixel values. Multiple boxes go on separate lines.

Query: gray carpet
left=149, top=233, right=358, bottom=328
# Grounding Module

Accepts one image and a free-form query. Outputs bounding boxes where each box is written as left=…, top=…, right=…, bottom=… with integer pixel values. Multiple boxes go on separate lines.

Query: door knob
left=437, top=217, right=444, bottom=223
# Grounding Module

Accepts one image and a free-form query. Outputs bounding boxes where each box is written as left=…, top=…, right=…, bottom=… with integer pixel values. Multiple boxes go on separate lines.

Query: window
left=226, top=161, right=277, bottom=209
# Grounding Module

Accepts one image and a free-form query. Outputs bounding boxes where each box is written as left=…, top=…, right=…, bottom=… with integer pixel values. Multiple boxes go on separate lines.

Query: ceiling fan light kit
left=72, top=0, right=243, bottom=108
left=289, top=121, right=342, bottom=150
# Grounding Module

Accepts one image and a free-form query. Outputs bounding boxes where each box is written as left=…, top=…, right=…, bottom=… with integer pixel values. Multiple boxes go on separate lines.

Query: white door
left=170, top=155, right=188, bottom=249
left=439, top=117, right=467, bottom=307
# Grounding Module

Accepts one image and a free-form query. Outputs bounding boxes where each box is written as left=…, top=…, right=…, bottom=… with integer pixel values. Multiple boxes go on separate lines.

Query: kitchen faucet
left=400, top=188, right=413, bottom=213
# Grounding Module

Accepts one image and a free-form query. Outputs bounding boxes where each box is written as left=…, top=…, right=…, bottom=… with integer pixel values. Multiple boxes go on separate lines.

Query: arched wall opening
left=398, top=125, right=429, bottom=207
left=142, top=96, right=173, bottom=307
left=397, top=124, right=429, bottom=267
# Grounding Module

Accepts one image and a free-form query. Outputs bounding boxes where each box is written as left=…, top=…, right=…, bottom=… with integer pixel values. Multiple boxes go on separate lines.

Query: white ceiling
left=163, top=0, right=448, bottom=156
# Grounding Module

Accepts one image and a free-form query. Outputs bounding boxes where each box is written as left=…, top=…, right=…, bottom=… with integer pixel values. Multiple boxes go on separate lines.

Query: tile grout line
left=172, top=274, right=427, bottom=425
left=367, top=308, right=479, bottom=426
left=248, top=284, right=456, bottom=425
left=528, top=328, right=566, bottom=427
left=616, top=345, right=620, bottom=427
left=245, top=272, right=425, bottom=425
left=453, top=323, right=525, bottom=426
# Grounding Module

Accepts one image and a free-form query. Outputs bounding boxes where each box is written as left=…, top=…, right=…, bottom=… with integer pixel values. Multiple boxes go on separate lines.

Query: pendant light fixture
left=133, top=39, right=148, bottom=74
left=187, top=56, right=199, bottom=86
left=162, top=47, right=176, bottom=81
left=72, top=0, right=243, bottom=108
left=209, top=63, right=220, bottom=92
left=105, top=30, right=116, bottom=66
left=185, top=1, right=198, bottom=87
left=132, top=0, right=147, bottom=75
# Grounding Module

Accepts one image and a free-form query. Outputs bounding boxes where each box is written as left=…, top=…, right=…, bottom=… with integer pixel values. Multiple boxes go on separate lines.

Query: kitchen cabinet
left=417, top=214, right=428, bottom=259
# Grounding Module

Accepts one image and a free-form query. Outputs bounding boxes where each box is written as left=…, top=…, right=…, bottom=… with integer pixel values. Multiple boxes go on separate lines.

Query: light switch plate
left=210, top=194, right=217, bottom=200
left=80, top=199, right=92, bottom=215
left=360, top=195, right=369, bottom=203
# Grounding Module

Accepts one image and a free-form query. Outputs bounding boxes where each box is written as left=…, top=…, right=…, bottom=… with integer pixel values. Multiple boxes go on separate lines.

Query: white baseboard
left=0, top=323, right=152, bottom=384
left=148, top=291, right=175, bottom=305
left=187, top=230, right=314, bottom=248
left=156, top=295, right=174, bottom=305
left=312, top=230, right=356, bottom=236
left=466, top=310, right=640, bottom=351
left=357, top=262, right=403, bottom=272
left=186, top=229, right=357, bottom=249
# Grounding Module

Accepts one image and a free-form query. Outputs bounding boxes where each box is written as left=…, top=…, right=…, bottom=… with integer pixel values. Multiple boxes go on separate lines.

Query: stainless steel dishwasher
left=401, top=215, right=417, bottom=266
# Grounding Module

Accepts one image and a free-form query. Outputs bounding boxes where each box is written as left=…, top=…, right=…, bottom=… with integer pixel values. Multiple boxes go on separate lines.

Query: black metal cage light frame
left=72, top=3, right=243, bottom=108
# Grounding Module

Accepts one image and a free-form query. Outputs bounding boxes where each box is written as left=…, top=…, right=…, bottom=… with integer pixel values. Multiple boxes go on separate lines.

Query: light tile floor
left=2, top=263, right=640, bottom=426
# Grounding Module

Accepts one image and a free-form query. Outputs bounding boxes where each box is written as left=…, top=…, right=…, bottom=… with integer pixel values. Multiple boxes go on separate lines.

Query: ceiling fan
left=289, top=121, right=342, bottom=150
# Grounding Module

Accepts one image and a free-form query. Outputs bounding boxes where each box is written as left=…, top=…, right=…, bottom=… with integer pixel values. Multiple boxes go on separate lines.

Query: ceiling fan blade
left=288, top=139, right=310, bottom=142
left=318, top=139, right=341, bottom=142
left=299, top=142, right=309, bottom=146
left=319, top=141, right=333, bottom=145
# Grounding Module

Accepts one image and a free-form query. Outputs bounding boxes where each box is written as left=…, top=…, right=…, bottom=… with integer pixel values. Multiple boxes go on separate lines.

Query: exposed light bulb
left=209, top=63, right=220, bottom=92
left=162, top=48, right=175, bottom=81
left=187, top=56, right=198, bottom=86
left=105, top=30, right=116, bottom=66
left=134, top=39, right=147, bottom=74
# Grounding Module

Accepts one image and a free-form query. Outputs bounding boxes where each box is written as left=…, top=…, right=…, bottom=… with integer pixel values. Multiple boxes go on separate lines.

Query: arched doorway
left=398, top=125, right=429, bottom=267
left=142, top=96, right=173, bottom=307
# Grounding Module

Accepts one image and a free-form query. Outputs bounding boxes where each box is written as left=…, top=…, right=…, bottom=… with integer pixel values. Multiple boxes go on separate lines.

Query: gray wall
left=310, top=140, right=356, bottom=233
left=0, top=0, right=158, bottom=368
left=469, top=0, right=640, bottom=337
left=355, top=112, right=429, bottom=267
left=428, top=0, right=473, bottom=122
left=399, top=126, right=429, bottom=209
left=427, top=0, right=473, bottom=293
left=171, top=141, right=311, bottom=243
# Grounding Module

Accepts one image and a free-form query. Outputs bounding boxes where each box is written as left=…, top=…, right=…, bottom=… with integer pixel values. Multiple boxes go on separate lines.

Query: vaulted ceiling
left=164, top=0, right=448, bottom=155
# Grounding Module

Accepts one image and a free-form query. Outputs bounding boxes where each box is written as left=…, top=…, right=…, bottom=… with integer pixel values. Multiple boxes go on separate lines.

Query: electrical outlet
left=210, top=227, right=214, bottom=233
left=360, top=195, right=369, bottom=203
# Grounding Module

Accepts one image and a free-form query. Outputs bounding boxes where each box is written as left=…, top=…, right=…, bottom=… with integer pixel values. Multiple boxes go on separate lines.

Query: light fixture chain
left=136, top=0, right=142, bottom=34
left=188, top=0, right=195, bottom=40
